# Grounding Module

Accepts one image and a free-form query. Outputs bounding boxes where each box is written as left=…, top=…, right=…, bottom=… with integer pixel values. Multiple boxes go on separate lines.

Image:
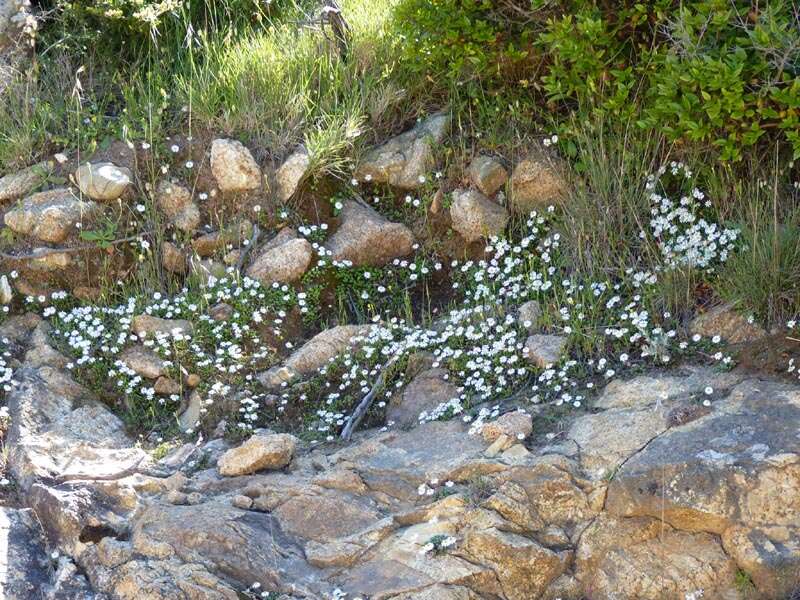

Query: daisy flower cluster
left=417, top=478, right=455, bottom=497
left=0, top=404, right=9, bottom=435
left=419, top=533, right=458, bottom=555
left=37, top=271, right=298, bottom=434
left=15, top=165, right=743, bottom=442
left=784, top=319, right=800, bottom=383
left=244, top=581, right=279, bottom=599
left=272, top=216, right=555, bottom=439
left=267, top=207, right=732, bottom=440
left=646, top=161, right=739, bottom=271
left=0, top=340, right=14, bottom=394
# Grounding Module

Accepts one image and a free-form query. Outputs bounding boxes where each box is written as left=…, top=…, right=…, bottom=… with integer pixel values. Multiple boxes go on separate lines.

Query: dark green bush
left=393, top=0, right=535, bottom=88
left=393, top=1, right=672, bottom=98
left=394, top=0, right=800, bottom=160
left=641, top=1, right=800, bottom=161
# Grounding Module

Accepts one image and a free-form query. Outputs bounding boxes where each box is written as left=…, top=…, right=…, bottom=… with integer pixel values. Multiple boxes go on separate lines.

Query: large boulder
left=334, top=518, right=497, bottom=598
left=210, top=139, right=261, bottom=193
left=449, top=189, right=509, bottom=243
left=119, top=345, right=166, bottom=379
left=480, top=410, right=532, bottom=444
left=460, top=528, right=569, bottom=599
left=160, top=241, right=187, bottom=274
left=258, top=324, right=372, bottom=387
left=387, top=368, right=460, bottom=427
left=275, top=149, right=311, bottom=202
left=567, top=367, right=745, bottom=481
left=575, top=514, right=741, bottom=599
left=79, top=553, right=239, bottom=600
left=524, top=334, right=567, bottom=368
left=566, top=372, right=800, bottom=598
left=191, top=220, right=253, bottom=257
left=0, top=507, right=50, bottom=599
left=593, top=366, right=743, bottom=411
left=131, top=314, right=193, bottom=338
left=155, top=180, right=200, bottom=233
left=331, top=420, right=500, bottom=501
left=354, top=113, right=449, bottom=189
left=6, top=366, right=147, bottom=491
left=517, top=299, right=542, bottom=333
left=4, top=189, right=100, bottom=243
left=24, top=249, right=72, bottom=273
left=272, top=490, right=383, bottom=543
left=0, top=161, right=53, bottom=202
left=498, top=460, right=594, bottom=531
left=128, top=500, right=320, bottom=595
left=690, top=303, right=767, bottom=344
left=217, top=433, right=297, bottom=476
left=0, top=508, right=98, bottom=599
left=386, top=369, right=460, bottom=427
left=605, top=378, right=800, bottom=536
left=246, top=228, right=313, bottom=284
left=4, top=343, right=149, bottom=561
left=567, top=398, right=671, bottom=480
left=509, top=153, right=567, bottom=214
left=467, top=155, right=507, bottom=197
left=326, top=200, right=414, bottom=267
left=722, top=525, right=800, bottom=597
left=74, top=162, right=132, bottom=201
left=4, top=313, right=799, bottom=600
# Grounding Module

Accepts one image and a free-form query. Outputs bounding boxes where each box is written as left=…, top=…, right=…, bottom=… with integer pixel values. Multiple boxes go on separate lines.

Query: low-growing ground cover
left=0, top=158, right=782, bottom=451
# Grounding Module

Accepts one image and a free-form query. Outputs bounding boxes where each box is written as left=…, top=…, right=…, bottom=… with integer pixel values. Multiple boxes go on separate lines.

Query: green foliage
left=0, top=0, right=278, bottom=171
left=4, top=0, right=798, bottom=172
left=641, top=1, right=800, bottom=161
left=394, top=0, right=800, bottom=161
left=540, top=8, right=644, bottom=118
left=301, top=252, right=437, bottom=326
left=393, top=0, right=534, bottom=90
left=734, top=569, right=757, bottom=594
left=425, top=534, right=452, bottom=553
left=80, top=220, right=119, bottom=249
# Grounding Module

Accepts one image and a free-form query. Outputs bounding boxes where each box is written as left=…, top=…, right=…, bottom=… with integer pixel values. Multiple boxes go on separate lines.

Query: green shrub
left=641, top=1, right=800, bottom=161
left=393, top=1, right=671, bottom=99
left=394, top=0, right=800, bottom=161
left=393, top=0, right=534, bottom=90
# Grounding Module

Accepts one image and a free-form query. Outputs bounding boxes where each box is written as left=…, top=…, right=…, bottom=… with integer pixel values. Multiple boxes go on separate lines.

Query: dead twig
left=341, top=354, right=401, bottom=441
left=0, top=233, right=152, bottom=262
left=235, top=223, right=262, bottom=272
left=53, top=455, right=146, bottom=483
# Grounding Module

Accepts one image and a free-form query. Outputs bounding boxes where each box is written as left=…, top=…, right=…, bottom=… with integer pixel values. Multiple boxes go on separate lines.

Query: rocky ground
left=0, top=106, right=796, bottom=600
left=1, top=311, right=799, bottom=599
left=0, top=10, right=799, bottom=596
